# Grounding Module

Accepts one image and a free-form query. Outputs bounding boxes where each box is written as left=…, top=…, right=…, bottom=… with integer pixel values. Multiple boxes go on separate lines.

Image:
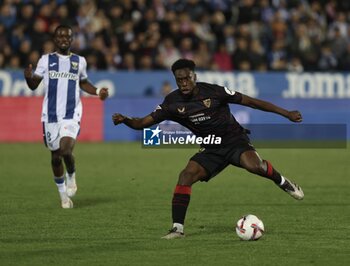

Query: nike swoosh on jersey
left=50, top=63, right=57, bottom=67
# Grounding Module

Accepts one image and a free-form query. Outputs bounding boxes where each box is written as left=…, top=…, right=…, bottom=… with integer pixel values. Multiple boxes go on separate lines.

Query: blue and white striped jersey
left=34, top=52, right=88, bottom=123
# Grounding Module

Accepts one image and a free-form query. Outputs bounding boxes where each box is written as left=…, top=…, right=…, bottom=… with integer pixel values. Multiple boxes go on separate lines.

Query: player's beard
left=180, top=86, right=198, bottom=97
left=57, top=42, right=71, bottom=55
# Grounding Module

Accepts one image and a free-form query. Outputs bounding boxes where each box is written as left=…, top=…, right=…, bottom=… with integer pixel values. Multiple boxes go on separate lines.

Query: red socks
left=172, top=185, right=192, bottom=224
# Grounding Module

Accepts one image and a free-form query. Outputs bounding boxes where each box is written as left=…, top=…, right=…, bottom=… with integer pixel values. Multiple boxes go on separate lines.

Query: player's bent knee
left=60, top=148, right=73, bottom=158
left=178, top=171, right=193, bottom=185
left=177, top=160, right=207, bottom=186
left=178, top=169, right=205, bottom=186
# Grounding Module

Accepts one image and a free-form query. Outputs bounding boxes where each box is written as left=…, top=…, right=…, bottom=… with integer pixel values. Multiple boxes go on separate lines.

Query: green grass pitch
left=0, top=142, right=349, bottom=266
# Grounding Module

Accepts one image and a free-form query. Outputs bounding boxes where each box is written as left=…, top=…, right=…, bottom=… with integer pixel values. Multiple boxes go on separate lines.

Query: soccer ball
left=235, top=214, right=265, bottom=241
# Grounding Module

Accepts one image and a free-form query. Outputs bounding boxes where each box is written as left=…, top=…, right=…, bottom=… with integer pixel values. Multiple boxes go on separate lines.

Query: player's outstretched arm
left=240, top=94, right=302, bottom=123
left=80, top=80, right=109, bottom=100
left=24, top=64, right=42, bottom=90
left=112, top=114, right=156, bottom=130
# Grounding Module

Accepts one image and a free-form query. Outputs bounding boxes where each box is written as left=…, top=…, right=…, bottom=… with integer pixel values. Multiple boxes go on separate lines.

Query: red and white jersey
left=34, top=52, right=88, bottom=123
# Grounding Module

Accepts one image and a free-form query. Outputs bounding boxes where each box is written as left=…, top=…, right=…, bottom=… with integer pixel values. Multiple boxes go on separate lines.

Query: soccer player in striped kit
left=24, top=25, right=109, bottom=208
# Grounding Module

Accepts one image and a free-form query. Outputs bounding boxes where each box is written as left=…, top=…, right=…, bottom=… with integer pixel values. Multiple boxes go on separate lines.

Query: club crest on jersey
left=71, top=61, right=78, bottom=70
left=203, top=98, right=211, bottom=108
left=177, top=107, right=186, bottom=113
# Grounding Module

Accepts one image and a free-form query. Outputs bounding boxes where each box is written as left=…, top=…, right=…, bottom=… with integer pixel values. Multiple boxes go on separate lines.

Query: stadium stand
left=0, top=0, right=349, bottom=71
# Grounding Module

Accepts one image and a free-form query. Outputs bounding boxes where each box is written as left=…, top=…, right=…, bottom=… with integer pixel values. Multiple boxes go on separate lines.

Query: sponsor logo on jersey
left=177, top=107, right=185, bottom=113
left=49, top=71, right=79, bottom=80
left=189, top=113, right=211, bottom=124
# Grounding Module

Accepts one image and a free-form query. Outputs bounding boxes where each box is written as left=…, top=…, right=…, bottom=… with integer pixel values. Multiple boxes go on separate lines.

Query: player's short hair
left=54, top=25, right=73, bottom=35
left=171, top=59, right=196, bottom=74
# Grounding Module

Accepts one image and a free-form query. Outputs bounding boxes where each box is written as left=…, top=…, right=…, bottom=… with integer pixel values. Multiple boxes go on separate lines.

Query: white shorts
left=42, top=120, right=80, bottom=151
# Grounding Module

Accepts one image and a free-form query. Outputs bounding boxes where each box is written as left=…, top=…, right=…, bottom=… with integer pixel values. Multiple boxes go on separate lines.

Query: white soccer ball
left=235, top=214, right=265, bottom=241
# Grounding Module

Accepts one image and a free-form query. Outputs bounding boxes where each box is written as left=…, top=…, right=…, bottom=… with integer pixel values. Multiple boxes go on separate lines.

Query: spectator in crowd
left=7, top=55, right=21, bottom=70
left=249, top=39, right=267, bottom=70
left=158, top=37, right=181, bottom=69
left=330, top=27, right=348, bottom=60
left=339, top=42, right=350, bottom=70
left=213, top=43, right=233, bottom=71
left=318, top=43, right=338, bottom=71
left=232, top=37, right=251, bottom=70
left=120, top=52, right=136, bottom=71
left=287, top=56, right=304, bottom=72
left=0, top=2, right=16, bottom=29
left=269, top=39, right=288, bottom=71
left=0, top=52, right=5, bottom=69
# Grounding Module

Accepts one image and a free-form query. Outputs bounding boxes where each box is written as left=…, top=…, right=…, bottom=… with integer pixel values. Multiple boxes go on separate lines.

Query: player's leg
left=58, top=120, right=80, bottom=197
left=239, top=150, right=279, bottom=182
left=44, top=122, right=72, bottom=208
left=60, top=136, right=77, bottom=197
left=163, top=147, right=229, bottom=239
left=162, top=160, right=207, bottom=239
left=51, top=149, right=73, bottom=208
left=60, top=136, right=75, bottom=173
left=51, top=149, right=64, bottom=177
left=239, top=150, right=304, bottom=200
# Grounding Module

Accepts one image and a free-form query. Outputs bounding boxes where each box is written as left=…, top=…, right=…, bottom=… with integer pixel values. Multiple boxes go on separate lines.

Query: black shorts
left=190, top=134, right=255, bottom=182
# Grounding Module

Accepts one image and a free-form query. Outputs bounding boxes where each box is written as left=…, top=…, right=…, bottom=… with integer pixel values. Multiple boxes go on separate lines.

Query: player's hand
left=98, top=88, right=109, bottom=100
left=24, top=64, right=33, bottom=79
left=288, top=110, right=302, bottom=123
left=112, top=113, right=125, bottom=125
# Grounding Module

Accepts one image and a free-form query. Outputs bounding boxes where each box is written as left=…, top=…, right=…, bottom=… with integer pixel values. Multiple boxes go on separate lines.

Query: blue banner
left=1, top=70, right=349, bottom=141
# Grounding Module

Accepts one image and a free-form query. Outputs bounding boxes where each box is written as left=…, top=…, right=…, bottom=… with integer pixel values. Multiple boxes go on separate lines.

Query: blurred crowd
left=1, top=0, right=350, bottom=72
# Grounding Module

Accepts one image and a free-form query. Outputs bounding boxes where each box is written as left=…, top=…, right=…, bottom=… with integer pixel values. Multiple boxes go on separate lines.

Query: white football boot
left=59, top=191, right=73, bottom=209
left=280, top=177, right=304, bottom=200
left=161, top=227, right=185, bottom=239
left=61, top=197, right=73, bottom=209
left=66, top=173, right=77, bottom=197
